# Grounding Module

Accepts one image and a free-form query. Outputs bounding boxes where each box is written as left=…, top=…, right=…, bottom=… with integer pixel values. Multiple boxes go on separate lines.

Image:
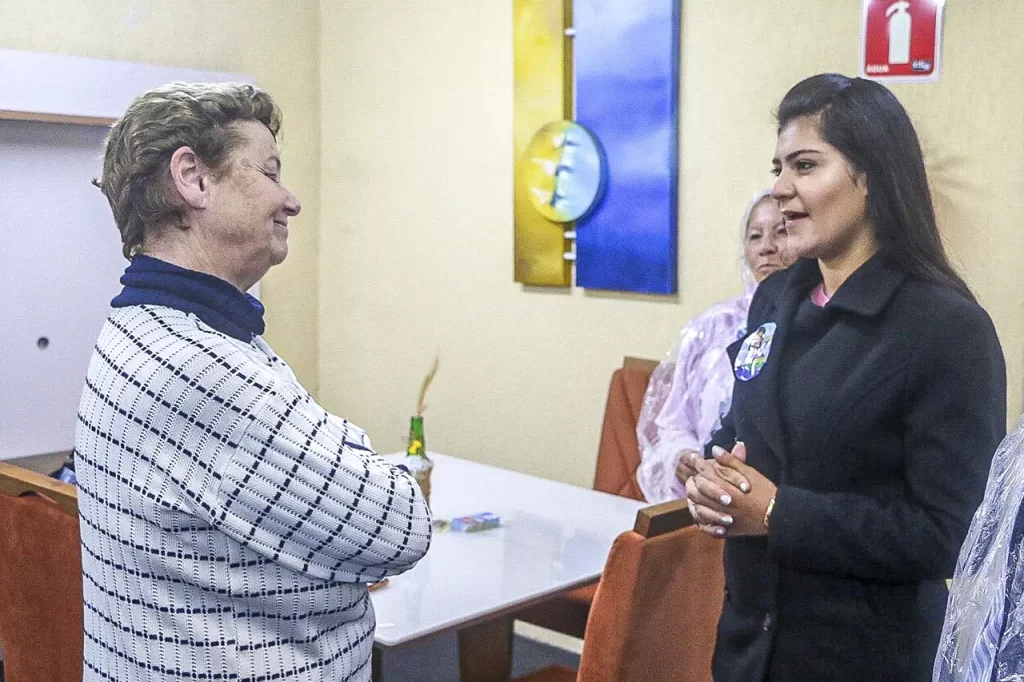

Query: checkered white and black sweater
left=75, top=304, right=431, bottom=681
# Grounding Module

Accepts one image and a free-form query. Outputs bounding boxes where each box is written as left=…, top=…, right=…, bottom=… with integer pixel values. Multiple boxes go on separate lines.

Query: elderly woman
left=76, top=82, right=431, bottom=682
left=635, top=190, right=792, bottom=503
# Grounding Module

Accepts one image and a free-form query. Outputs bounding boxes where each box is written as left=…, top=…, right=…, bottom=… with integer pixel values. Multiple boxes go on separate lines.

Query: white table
left=371, top=453, right=646, bottom=681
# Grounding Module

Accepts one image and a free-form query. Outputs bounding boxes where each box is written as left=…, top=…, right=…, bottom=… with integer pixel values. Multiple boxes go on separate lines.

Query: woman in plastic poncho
left=635, top=190, right=794, bottom=503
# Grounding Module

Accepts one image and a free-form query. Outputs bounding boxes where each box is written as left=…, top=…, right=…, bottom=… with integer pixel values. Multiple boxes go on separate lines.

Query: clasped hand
left=682, top=442, right=777, bottom=538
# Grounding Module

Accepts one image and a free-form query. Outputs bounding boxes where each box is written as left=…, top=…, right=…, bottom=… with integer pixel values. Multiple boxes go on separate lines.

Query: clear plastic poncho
left=935, top=417, right=1024, bottom=681
left=634, top=190, right=769, bottom=503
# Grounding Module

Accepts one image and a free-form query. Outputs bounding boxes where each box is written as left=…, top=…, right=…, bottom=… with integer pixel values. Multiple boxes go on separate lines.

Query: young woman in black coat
left=683, top=73, right=1007, bottom=682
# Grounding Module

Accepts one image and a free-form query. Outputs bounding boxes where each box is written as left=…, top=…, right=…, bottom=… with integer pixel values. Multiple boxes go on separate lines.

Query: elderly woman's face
left=204, top=120, right=301, bottom=275
left=744, top=199, right=793, bottom=283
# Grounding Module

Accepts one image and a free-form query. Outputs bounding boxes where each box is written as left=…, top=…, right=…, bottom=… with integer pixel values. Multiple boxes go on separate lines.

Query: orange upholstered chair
left=0, top=462, right=82, bottom=682
left=591, top=356, right=657, bottom=501
left=517, top=357, right=657, bottom=637
left=514, top=500, right=725, bottom=682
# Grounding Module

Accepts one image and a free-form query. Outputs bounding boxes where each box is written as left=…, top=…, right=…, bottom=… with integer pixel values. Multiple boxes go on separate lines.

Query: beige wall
left=0, top=0, right=322, bottom=391
left=7, top=1, right=1022, bottom=487
left=319, top=0, right=1024, bottom=488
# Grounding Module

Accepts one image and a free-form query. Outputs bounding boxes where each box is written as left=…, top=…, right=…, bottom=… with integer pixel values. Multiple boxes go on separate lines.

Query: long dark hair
left=776, top=73, right=973, bottom=301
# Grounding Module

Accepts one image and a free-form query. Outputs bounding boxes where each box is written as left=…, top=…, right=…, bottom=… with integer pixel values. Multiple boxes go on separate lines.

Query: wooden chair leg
left=458, top=616, right=514, bottom=682
left=371, top=645, right=383, bottom=682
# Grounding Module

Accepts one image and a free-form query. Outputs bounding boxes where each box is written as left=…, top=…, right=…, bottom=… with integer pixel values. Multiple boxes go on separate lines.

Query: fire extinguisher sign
left=860, top=0, right=945, bottom=83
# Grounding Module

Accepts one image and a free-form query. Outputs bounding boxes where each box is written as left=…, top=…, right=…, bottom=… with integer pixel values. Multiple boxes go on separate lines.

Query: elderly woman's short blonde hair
left=96, top=82, right=281, bottom=258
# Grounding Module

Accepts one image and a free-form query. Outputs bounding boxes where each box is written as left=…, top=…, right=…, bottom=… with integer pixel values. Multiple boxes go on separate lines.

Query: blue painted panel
left=574, top=0, right=680, bottom=294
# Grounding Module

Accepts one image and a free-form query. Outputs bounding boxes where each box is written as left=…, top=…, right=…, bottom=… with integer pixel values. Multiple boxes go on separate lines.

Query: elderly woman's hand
left=677, top=446, right=752, bottom=488
left=687, top=443, right=777, bottom=537
left=674, top=450, right=701, bottom=486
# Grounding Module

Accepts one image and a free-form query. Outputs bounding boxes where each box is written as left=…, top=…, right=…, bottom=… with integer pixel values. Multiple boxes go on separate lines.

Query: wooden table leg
left=457, top=616, right=514, bottom=682
left=371, top=645, right=383, bottom=682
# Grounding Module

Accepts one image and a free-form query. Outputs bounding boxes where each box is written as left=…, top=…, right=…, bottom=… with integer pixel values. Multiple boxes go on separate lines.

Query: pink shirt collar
left=810, top=282, right=832, bottom=307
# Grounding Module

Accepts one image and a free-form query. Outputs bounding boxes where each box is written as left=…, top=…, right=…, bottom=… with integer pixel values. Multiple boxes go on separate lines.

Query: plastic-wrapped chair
left=514, top=500, right=725, bottom=682
left=0, top=462, right=82, bottom=682
left=517, top=357, right=656, bottom=638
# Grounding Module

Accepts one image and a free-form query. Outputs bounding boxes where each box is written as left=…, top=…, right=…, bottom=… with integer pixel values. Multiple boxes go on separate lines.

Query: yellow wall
left=318, top=0, right=1024, bottom=487
left=0, top=0, right=322, bottom=392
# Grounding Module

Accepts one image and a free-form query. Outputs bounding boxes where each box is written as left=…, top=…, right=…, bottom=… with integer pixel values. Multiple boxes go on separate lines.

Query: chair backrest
left=591, top=356, right=658, bottom=501
left=0, top=461, right=78, bottom=516
left=576, top=500, right=725, bottom=682
left=0, top=463, right=82, bottom=682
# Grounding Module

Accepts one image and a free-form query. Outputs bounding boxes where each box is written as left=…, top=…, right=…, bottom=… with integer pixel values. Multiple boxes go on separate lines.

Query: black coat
left=706, top=254, right=1007, bottom=682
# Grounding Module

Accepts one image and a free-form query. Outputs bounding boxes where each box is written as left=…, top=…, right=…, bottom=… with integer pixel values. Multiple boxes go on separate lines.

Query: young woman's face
left=743, top=198, right=793, bottom=283
left=771, top=115, right=873, bottom=262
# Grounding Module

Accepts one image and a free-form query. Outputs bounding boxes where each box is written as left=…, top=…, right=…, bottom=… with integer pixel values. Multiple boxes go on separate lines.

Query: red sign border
left=859, top=0, right=946, bottom=83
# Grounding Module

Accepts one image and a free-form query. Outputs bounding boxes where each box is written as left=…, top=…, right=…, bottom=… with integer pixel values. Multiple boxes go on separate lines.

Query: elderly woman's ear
left=169, top=146, right=210, bottom=210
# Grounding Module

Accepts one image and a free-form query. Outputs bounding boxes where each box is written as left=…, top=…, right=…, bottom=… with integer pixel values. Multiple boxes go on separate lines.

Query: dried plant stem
left=416, top=356, right=440, bottom=416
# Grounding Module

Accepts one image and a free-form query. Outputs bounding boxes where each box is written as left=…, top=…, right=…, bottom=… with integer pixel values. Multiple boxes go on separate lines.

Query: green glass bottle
left=405, top=415, right=433, bottom=505
left=407, top=416, right=425, bottom=457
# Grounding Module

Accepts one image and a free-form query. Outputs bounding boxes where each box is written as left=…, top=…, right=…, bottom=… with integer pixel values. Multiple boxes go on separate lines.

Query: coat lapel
left=732, top=260, right=820, bottom=470
left=743, top=294, right=797, bottom=468
left=731, top=254, right=907, bottom=472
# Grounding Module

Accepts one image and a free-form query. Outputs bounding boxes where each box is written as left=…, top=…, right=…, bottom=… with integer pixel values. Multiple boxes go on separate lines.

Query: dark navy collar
left=111, top=255, right=265, bottom=342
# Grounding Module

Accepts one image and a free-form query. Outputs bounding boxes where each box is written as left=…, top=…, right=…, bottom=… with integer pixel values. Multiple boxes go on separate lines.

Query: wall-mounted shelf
left=0, top=109, right=116, bottom=126
left=0, top=48, right=253, bottom=461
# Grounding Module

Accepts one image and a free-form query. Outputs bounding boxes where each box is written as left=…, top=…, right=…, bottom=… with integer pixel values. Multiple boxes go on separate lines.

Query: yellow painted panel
left=513, top=0, right=572, bottom=286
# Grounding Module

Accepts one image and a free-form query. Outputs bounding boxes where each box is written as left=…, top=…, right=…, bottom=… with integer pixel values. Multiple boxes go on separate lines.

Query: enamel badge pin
left=734, top=323, right=776, bottom=382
